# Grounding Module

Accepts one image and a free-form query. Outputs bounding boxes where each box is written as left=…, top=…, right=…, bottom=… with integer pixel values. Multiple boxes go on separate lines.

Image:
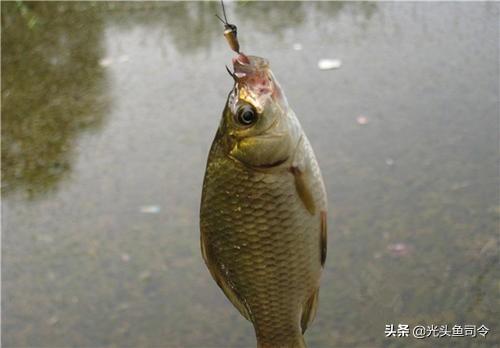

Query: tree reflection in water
left=2, top=2, right=110, bottom=199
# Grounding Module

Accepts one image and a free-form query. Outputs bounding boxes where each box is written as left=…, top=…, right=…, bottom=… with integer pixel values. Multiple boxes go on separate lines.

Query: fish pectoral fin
left=290, top=166, right=316, bottom=215
left=200, top=231, right=253, bottom=322
left=301, top=288, right=320, bottom=334
left=290, top=136, right=316, bottom=215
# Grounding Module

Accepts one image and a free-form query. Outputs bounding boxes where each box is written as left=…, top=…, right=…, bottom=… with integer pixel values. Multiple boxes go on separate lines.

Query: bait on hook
left=216, top=0, right=240, bottom=54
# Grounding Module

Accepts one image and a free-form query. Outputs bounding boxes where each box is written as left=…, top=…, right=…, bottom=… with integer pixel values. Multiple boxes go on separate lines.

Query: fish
left=200, top=10, right=327, bottom=348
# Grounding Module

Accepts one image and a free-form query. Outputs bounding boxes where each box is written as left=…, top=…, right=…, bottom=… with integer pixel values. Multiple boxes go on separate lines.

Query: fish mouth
left=230, top=54, right=287, bottom=112
left=232, top=54, right=269, bottom=73
left=232, top=53, right=251, bottom=71
left=232, top=55, right=272, bottom=89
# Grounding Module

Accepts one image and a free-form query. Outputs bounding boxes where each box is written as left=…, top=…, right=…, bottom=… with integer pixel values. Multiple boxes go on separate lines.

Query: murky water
left=2, top=2, right=499, bottom=347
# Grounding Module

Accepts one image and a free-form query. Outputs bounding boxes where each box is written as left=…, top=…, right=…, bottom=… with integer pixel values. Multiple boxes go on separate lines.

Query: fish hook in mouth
left=226, top=65, right=237, bottom=81
left=226, top=65, right=247, bottom=82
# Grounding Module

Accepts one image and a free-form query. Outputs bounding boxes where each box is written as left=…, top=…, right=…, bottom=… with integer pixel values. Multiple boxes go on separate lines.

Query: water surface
left=2, top=2, right=499, bottom=347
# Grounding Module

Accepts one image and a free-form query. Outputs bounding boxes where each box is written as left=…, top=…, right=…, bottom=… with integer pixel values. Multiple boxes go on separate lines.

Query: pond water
left=2, top=2, right=499, bottom=347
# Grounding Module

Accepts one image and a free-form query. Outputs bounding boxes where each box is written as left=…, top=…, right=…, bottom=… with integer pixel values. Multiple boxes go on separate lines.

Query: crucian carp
left=200, top=5, right=328, bottom=348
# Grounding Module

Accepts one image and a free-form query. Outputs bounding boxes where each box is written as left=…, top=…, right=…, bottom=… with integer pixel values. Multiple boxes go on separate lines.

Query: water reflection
left=234, top=1, right=307, bottom=33
left=102, top=2, right=222, bottom=54
left=100, top=1, right=378, bottom=54
left=2, top=2, right=498, bottom=348
left=2, top=1, right=379, bottom=200
left=234, top=1, right=377, bottom=33
left=1, top=2, right=110, bottom=199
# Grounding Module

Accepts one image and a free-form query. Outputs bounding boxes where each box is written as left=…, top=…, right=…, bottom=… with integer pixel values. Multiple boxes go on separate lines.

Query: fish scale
left=201, top=123, right=326, bottom=347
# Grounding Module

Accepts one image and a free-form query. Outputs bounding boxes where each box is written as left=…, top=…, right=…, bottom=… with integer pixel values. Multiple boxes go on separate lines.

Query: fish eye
left=236, top=105, right=257, bottom=126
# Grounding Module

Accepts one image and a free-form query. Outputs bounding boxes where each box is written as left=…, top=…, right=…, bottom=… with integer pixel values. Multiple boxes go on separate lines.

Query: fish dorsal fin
left=200, top=231, right=253, bottom=322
